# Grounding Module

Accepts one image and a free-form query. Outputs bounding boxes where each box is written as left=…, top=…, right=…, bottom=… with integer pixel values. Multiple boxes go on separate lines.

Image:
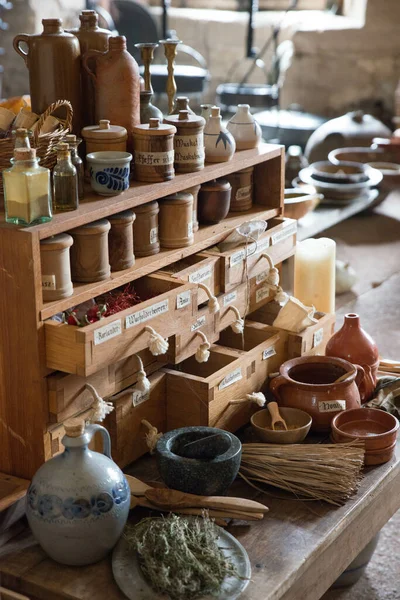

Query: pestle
left=179, top=433, right=230, bottom=460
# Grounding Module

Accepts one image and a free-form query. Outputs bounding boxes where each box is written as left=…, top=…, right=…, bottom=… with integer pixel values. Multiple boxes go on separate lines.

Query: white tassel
left=227, top=305, right=244, bottom=334
left=195, top=330, right=211, bottom=363
left=85, top=383, right=114, bottom=423
left=145, top=325, right=169, bottom=356
left=198, top=282, right=220, bottom=314
left=261, top=252, right=280, bottom=287
left=135, top=354, right=151, bottom=393
left=141, top=419, right=163, bottom=454
left=246, top=391, right=266, bottom=407
left=274, top=285, right=289, bottom=305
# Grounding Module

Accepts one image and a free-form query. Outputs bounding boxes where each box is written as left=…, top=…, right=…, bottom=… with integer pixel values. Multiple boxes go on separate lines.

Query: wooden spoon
left=334, top=369, right=357, bottom=384
left=267, top=401, right=288, bottom=431
left=135, top=497, right=263, bottom=521
left=144, top=488, right=269, bottom=514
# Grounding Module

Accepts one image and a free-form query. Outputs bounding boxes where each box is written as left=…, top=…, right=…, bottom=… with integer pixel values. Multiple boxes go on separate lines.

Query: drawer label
left=263, top=346, right=276, bottom=360
left=134, top=149, right=174, bottom=166
left=230, top=249, right=246, bottom=267
left=256, top=285, right=271, bottom=304
left=271, top=222, right=297, bottom=245
left=223, top=290, right=238, bottom=306
left=256, top=270, right=268, bottom=284
left=313, top=327, right=324, bottom=348
left=188, top=265, right=212, bottom=284
left=174, top=134, right=205, bottom=163
left=94, top=319, right=122, bottom=345
left=150, top=227, right=158, bottom=245
left=236, top=185, right=251, bottom=201
left=126, top=299, right=169, bottom=328
left=191, top=315, right=206, bottom=331
left=318, top=400, right=346, bottom=413
left=42, top=274, right=56, bottom=290
left=177, top=289, right=191, bottom=310
left=229, top=237, right=270, bottom=268
left=132, top=389, right=149, bottom=407
left=219, top=367, right=242, bottom=390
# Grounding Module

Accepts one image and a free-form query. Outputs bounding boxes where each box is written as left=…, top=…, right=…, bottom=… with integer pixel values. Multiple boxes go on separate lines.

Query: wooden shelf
left=40, top=205, right=279, bottom=320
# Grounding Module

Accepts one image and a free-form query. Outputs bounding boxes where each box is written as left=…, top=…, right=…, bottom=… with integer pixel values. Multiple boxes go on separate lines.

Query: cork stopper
left=211, top=106, right=220, bottom=118
left=179, top=110, right=190, bottom=121
left=16, top=127, right=28, bottom=136
left=64, top=134, right=76, bottom=142
left=149, top=118, right=160, bottom=129
left=64, top=418, right=85, bottom=438
left=42, top=18, right=63, bottom=33
left=56, top=142, right=70, bottom=159
left=14, top=148, right=36, bottom=161
left=99, top=120, right=111, bottom=130
left=80, top=10, right=98, bottom=26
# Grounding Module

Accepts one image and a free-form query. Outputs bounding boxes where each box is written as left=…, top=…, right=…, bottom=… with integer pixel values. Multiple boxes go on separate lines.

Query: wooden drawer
left=47, top=348, right=164, bottom=424
left=44, top=274, right=196, bottom=376
left=204, top=217, right=297, bottom=292
left=159, top=253, right=221, bottom=306
left=104, top=371, right=166, bottom=469
left=166, top=304, right=220, bottom=364
left=44, top=407, right=94, bottom=459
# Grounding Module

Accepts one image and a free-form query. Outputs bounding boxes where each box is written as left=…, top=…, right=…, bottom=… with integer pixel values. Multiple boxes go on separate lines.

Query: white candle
left=294, top=238, right=336, bottom=313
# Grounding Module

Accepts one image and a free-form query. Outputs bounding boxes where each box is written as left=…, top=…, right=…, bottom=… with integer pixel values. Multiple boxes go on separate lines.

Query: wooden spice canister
left=184, top=184, right=200, bottom=232
left=159, top=192, right=194, bottom=249
left=133, top=201, right=160, bottom=257
left=40, top=233, right=74, bottom=302
left=198, top=179, right=232, bottom=224
left=69, top=219, right=111, bottom=282
left=225, top=166, right=254, bottom=212
left=132, top=118, right=176, bottom=183
left=108, top=210, right=136, bottom=272
left=164, top=110, right=205, bottom=173
left=81, top=120, right=128, bottom=154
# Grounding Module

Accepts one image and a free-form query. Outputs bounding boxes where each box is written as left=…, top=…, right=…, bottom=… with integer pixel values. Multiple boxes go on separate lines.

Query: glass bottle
left=3, top=147, right=52, bottom=226
left=13, top=127, right=32, bottom=149
left=64, top=134, right=84, bottom=200
left=53, top=142, right=79, bottom=212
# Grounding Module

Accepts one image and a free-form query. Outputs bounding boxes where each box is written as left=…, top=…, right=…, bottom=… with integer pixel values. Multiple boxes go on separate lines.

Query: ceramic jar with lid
left=132, top=118, right=176, bottom=182
left=164, top=110, right=205, bottom=173
left=170, top=96, right=196, bottom=116
left=133, top=201, right=160, bottom=257
left=198, top=179, right=232, bottom=224
left=204, top=106, right=235, bottom=163
left=159, top=192, right=194, bottom=249
left=69, top=219, right=111, bottom=283
left=226, top=104, right=262, bottom=150
left=108, top=210, right=136, bottom=272
left=225, top=166, right=254, bottom=212
left=40, top=233, right=74, bottom=302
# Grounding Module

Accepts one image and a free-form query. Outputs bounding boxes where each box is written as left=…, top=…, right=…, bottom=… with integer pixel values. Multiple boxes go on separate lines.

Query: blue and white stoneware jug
left=26, top=418, right=130, bottom=566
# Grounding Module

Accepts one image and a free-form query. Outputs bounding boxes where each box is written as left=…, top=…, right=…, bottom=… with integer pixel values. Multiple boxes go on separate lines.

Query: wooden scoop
left=144, top=488, right=269, bottom=514
left=267, top=401, right=288, bottom=431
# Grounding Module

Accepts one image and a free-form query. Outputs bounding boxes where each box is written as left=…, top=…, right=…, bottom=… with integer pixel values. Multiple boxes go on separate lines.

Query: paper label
left=134, top=150, right=174, bottom=166
left=230, top=248, right=246, bottom=267
left=318, top=400, right=346, bottom=413
left=223, top=291, right=238, bottom=306
left=256, top=270, right=269, bottom=285
left=191, top=315, right=206, bottom=331
left=236, top=185, right=251, bottom=201
left=126, top=299, right=169, bottom=328
left=263, top=346, right=276, bottom=360
left=42, top=274, right=56, bottom=290
left=271, top=222, right=297, bottom=245
left=187, top=221, right=193, bottom=238
left=150, top=227, right=158, bottom=245
left=256, top=285, right=271, bottom=303
left=93, top=319, right=122, bottom=345
left=177, top=290, right=191, bottom=310
left=188, top=265, right=212, bottom=284
left=219, top=367, right=242, bottom=390
left=229, top=237, right=269, bottom=268
left=132, top=389, right=149, bottom=407
left=313, top=327, right=324, bottom=348
left=174, top=134, right=205, bottom=163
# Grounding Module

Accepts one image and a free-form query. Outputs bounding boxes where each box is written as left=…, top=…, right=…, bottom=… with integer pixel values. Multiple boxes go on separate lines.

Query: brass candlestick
left=160, top=38, right=181, bottom=114
left=135, top=42, right=158, bottom=94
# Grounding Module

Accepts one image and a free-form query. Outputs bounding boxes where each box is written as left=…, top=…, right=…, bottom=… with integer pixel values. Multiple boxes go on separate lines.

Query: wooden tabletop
left=0, top=441, right=399, bottom=600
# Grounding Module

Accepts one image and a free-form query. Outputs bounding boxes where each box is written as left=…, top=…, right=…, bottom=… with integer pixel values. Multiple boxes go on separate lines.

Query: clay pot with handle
left=269, top=356, right=364, bottom=432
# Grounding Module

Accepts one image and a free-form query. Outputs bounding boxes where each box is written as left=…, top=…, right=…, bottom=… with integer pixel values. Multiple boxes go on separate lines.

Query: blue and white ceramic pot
left=87, top=151, right=132, bottom=196
left=26, top=420, right=130, bottom=566
left=227, top=104, right=262, bottom=151
left=204, top=106, right=236, bottom=163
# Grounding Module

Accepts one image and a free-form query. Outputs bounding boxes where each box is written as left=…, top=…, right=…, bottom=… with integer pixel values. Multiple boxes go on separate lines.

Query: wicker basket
left=0, top=99, right=73, bottom=194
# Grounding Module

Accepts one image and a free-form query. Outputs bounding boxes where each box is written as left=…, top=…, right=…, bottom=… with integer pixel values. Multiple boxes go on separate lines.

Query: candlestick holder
left=135, top=42, right=158, bottom=94
left=159, top=38, right=181, bottom=114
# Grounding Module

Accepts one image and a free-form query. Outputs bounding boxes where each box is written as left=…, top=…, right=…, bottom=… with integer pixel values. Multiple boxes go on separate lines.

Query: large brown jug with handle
left=82, top=36, right=140, bottom=151
left=269, top=356, right=364, bottom=432
left=13, top=19, right=82, bottom=133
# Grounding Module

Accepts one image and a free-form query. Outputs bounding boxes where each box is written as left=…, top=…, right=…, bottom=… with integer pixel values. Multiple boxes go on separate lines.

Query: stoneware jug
left=14, top=19, right=82, bottom=133
left=204, top=106, right=236, bottom=163
left=83, top=36, right=141, bottom=151
left=26, top=418, right=130, bottom=566
left=269, top=356, right=364, bottom=432
left=325, top=313, right=379, bottom=402
left=226, top=104, right=262, bottom=150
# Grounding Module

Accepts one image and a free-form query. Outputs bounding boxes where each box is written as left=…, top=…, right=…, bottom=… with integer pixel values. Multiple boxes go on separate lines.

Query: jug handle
left=355, top=363, right=375, bottom=404
left=82, top=49, right=105, bottom=82
left=269, top=375, right=287, bottom=401
left=13, top=35, right=30, bottom=65
left=86, top=424, right=112, bottom=459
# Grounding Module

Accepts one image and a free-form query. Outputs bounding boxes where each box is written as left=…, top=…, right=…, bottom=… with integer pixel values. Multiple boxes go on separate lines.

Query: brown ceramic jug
left=13, top=19, right=82, bottom=133
left=325, top=313, right=379, bottom=403
left=67, top=10, right=111, bottom=127
left=269, top=356, right=364, bottom=432
left=82, top=36, right=141, bottom=151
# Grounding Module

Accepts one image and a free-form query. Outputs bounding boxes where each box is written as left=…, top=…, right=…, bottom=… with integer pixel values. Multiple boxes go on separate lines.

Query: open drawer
left=203, top=217, right=297, bottom=292
left=166, top=304, right=220, bottom=364
left=44, top=274, right=196, bottom=376
left=159, top=253, right=221, bottom=306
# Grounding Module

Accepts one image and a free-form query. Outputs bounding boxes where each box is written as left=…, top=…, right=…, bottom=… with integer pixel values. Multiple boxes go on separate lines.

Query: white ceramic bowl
left=86, top=151, right=132, bottom=196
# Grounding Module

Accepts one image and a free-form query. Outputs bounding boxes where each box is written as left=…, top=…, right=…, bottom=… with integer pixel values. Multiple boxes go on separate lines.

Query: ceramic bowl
left=87, top=151, right=132, bottom=196
left=328, top=147, right=387, bottom=166
left=299, top=164, right=382, bottom=201
left=309, top=161, right=370, bottom=184
left=284, top=188, right=322, bottom=220
left=251, top=407, right=312, bottom=444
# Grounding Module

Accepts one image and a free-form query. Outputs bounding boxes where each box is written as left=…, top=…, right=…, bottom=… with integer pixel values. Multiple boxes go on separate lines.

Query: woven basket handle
left=33, top=100, right=73, bottom=144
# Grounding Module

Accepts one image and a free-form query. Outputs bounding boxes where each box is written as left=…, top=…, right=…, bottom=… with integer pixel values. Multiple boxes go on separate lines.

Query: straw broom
left=240, top=442, right=365, bottom=506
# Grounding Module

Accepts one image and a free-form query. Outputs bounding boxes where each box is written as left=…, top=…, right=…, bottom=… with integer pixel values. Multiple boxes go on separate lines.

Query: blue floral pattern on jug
left=90, top=166, right=129, bottom=192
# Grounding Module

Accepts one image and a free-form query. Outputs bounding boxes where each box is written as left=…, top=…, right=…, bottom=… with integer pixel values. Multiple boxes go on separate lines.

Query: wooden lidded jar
left=40, top=233, right=74, bottom=302
left=184, top=184, right=200, bottom=232
left=198, top=179, right=232, bottom=224
left=108, top=210, right=136, bottom=272
left=133, top=201, right=160, bottom=257
left=159, top=192, right=194, bottom=249
left=225, top=166, right=254, bottom=212
left=69, top=219, right=111, bottom=282
left=164, top=110, right=205, bottom=174
left=132, top=118, right=176, bottom=183
left=81, top=120, right=128, bottom=154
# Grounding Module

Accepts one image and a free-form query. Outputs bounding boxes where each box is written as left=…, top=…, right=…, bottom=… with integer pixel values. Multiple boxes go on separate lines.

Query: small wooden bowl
left=284, top=188, right=321, bottom=220
left=251, top=407, right=312, bottom=444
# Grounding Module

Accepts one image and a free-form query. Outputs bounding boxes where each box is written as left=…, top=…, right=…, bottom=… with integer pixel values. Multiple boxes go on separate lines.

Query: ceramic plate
left=112, top=526, right=251, bottom=600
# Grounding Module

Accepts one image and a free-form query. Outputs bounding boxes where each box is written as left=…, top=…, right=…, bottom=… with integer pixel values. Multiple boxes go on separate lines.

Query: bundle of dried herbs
left=124, top=513, right=239, bottom=599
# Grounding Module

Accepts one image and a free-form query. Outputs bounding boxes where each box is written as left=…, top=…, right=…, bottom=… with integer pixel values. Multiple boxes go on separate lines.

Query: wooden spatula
left=267, top=401, right=288, bottom=431
left=144, top=488, right=269, bottom=514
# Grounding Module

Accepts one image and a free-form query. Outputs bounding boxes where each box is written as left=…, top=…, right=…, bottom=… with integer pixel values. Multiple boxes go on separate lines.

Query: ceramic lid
left=135, top=200, right=159, bottom=214
left=133, top=118, right=176, bottom=137
left=164, top=110, right=205, bottom=129
left=40, top=233, right=73, bottom=251
left=161, top=191, right=194, bottom=205
left=200, top=178, right=231, bottom=192
left=70, top=218, right=111, bottom=235
left=109, top=209, right=136, bottom=224
left=82, top=120, right=127, bottom=141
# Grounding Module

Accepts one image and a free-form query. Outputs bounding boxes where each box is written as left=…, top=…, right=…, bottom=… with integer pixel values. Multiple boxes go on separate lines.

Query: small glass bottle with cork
left=63, top=134, right=84, bottom=200
left=53, top=142, right=79, bottom=212
left=12, top=127, right=33, bottom=150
